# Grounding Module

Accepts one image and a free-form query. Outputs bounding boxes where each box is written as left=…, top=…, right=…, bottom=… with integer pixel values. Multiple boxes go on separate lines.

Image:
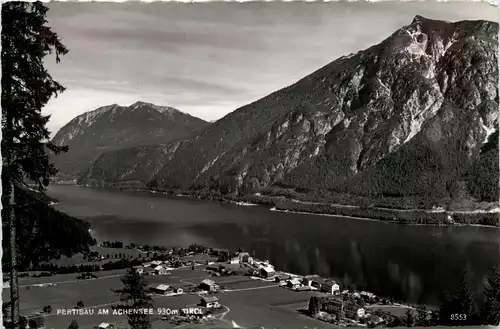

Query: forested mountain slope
left=80, top=16, right=499, bottom=205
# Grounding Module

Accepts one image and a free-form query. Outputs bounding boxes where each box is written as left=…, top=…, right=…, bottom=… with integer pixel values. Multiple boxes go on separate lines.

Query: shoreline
left=57, top=183, right=500, bottom=228
left=270, top=207, right=500, bottom=229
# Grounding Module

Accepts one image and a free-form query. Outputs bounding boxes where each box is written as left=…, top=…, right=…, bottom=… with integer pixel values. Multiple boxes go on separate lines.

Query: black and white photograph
left=1, top=1, right=499, bottom=329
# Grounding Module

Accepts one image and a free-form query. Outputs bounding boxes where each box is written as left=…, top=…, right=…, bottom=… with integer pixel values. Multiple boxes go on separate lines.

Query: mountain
left=51, top=101, right=208, bottom=179
left=80, top=16, right=498, bottom=205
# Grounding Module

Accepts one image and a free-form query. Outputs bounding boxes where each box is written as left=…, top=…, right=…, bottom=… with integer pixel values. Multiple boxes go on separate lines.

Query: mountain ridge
left=78, top=16, right=499, bottom=207
left=51, top=101, right=209, bottom=179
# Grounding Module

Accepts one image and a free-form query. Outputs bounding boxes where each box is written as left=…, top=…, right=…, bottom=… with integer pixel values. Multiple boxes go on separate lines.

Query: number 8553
left=450, top=314, right=467, bottom=321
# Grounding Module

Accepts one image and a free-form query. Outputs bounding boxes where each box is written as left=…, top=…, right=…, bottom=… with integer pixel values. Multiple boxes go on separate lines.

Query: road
left=224, top=285, right=279, bottom=292
left=18, top=274, right=124, bottom=288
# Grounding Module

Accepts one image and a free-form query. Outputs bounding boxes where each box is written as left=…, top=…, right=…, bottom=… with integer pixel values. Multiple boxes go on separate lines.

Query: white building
left=200, top=296, right=220, bottom=308
left=150, top=284, right=170, bottom=295
left=154, top=265, right=170, bottom=275
left=133, top=266, right=144, bottom=275
left=228, top=257, right=239, bottom=264
left=286, top=278, right=302, bottom=289
left=259, top=266, right=275, bottom=278
left=320, top=281, right=340, bottom=295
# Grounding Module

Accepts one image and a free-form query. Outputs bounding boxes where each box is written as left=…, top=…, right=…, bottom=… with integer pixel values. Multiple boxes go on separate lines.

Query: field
left=3, top=265, right=336, bottom=329
left=48, top=246, right=145, bottom=267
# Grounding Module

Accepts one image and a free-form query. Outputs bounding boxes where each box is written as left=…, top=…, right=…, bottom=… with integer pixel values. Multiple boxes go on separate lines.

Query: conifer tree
left=403, top=309, right=414, bottom=327
left=114, top=268, right=154, bottom=329
left=481, top=265, right=500, bottom=325
left=1, top=2, right=94, bottom=326
left=439, top=269, right=478, bottom=326
left=415, top=306, right=428, bottom=326
left=68, top=320, right=79, bottom=329
left=308, top=296, right=321, bottom=316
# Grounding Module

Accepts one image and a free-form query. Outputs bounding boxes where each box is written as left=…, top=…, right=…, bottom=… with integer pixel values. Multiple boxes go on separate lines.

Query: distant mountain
left=51, top=101, right=208, bottom=179
left=80, top=16, right=498, bottom=205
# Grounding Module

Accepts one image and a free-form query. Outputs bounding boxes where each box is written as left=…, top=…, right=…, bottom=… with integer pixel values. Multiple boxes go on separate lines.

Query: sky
left=43, top=1, right=498, bottom=135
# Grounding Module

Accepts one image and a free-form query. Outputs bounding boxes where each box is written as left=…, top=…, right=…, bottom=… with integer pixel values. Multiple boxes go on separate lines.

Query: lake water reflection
left=48, top=184, right=500, bottom=306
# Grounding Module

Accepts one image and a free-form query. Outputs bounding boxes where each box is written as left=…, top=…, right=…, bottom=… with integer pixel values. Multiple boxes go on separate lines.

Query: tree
left=68, top=320, right=79, bottom=329
left=114, top=268, right=154, bottom=329
left=2, top=2, right=97, bottom=326
left=19, top=316, right=27, bottom=329
left=42, top=305, right=52, bottom=313
left=439, top=269, right=478, bottom=325
left=308, top=296, right=321, bottom=316
left=480, top=265, right=500, bottom=325
left=415, top=306, right=428, bottom=326
left=2, top=2, right=66, bottom=326
left=403, top=309, right=414, bottom=327
left=429, top=310, right=440, bottom=326
left=76, top=301, right=84, bottom=309
left=387, top=315, right=403, bottom=328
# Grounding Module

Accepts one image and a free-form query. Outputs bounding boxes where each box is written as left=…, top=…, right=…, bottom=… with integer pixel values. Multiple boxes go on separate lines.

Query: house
left=320, top=297, right=344, bottom=317
left=206, top=265, right=220, bottom=272
left=150, top=284, right=183, bottom=295
left=151, top=260, right=162, bottom=266
left=150, top=284, right=171, bottom=295
left=320, top=297, right=363, bottom=319
left=257, top=261, right=274, bottom=270
left=228, top=257, right=240, bottom=264
left=345, top=303, right=365, bottom=319
left=311, top=280, right=322, bottom=290
left=274, top=273, right=290, bottom=284
left=302, top=275, right=321, bottom=287
left=134, top=266, right=144, bottom=275
left=360, top=291, right=377, bottom=301
left=98, top=323, right=113, bottom=329
left=320, top=280, right=340, bottom=295
left=143, top=267, right=155, bottom=275
left=259, top=266, right=275, bottom=278
left=171, top=287, right=184, bottom=294
left=154, top=265, right=170, bottom=275
left=238, top=252, right=251, bottom=263
left=286, top=278, right=302, bottom=289
left=211, top=248, right=230, bottom=259
left=199, top=279, right=220, bottom=292
left=200, top=296, right=220, bottom=308
left=142, top=262, right=153, bottom=267
left=301, top=277, right=313, bottom=287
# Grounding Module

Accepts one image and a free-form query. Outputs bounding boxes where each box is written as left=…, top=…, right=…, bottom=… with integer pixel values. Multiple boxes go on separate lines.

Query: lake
left=48, top=184, right=500, bottom=306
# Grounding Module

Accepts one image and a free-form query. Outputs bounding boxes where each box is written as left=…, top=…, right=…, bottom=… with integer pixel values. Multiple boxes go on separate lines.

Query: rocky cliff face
left=79, top=17, right=498, bottom=202
left=51, top=101, right=208, bottom=179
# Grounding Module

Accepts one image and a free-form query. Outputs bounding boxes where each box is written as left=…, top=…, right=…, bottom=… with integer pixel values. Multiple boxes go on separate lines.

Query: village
left=6, top=244, right=422, bottom=329
left=103, top=246, right=417, bottom=329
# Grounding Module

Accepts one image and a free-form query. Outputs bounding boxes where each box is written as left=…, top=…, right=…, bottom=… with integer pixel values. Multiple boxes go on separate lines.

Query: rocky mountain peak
left=130, top=101, right=180, bottom=116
